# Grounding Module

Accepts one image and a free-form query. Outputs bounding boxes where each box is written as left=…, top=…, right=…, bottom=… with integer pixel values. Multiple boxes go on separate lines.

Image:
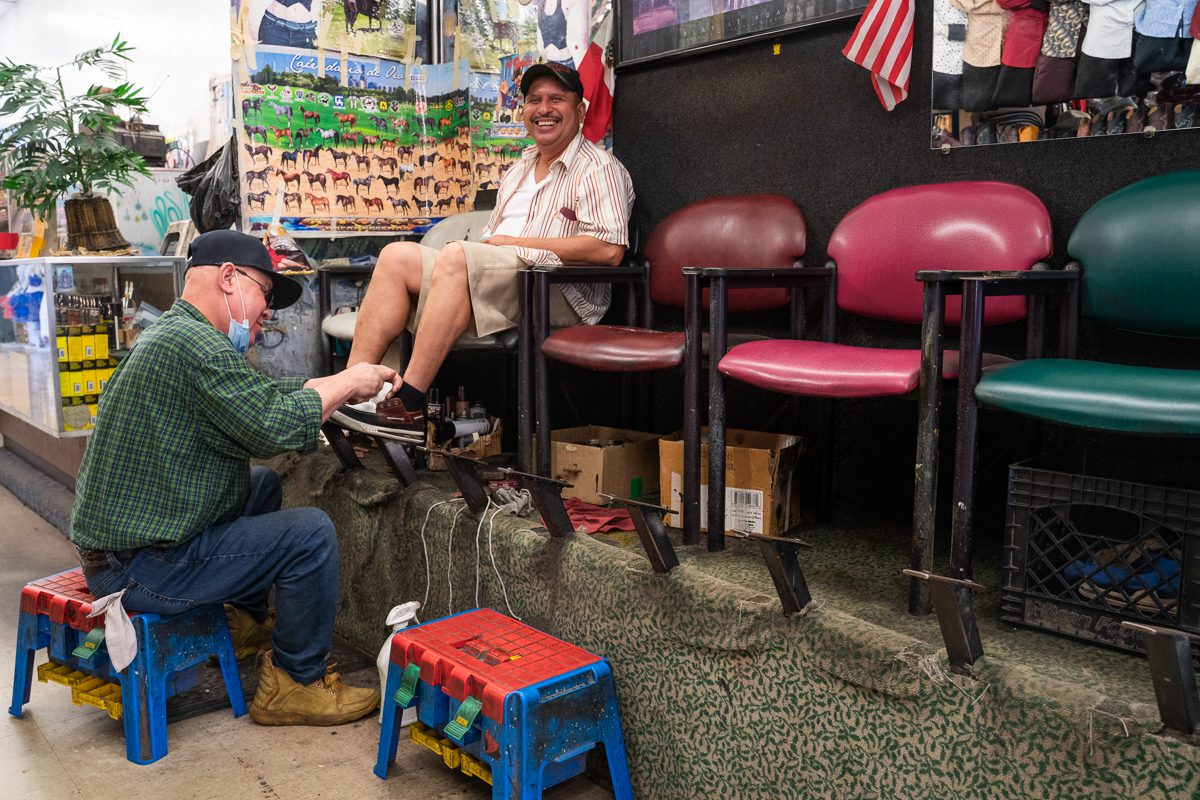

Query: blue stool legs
left=121, top=606, right=248, bottom=764
left=374, top=658, right=406, bottom=779
left=9, top=610, right=46, bottom=718
left=9, top=603, right=247, bottom=765
left=374, top=658, right=634, bottom=800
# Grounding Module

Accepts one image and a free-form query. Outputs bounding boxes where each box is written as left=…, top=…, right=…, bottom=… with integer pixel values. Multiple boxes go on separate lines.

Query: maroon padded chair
left=529, top=194, right=812, bottom=545
left=704, top=181, right=1053, bottom=613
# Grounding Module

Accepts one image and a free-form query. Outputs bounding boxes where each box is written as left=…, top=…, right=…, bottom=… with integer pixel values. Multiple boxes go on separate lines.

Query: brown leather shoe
left=330, top=398, right=425, bottom=444
left=249, top=651, right=380, bottom=726
left=224, top=605, right=274, bottom=660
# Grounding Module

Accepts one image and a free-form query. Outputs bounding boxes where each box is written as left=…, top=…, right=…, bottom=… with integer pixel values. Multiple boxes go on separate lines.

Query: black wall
left=577, top=3, right=1200, bottom=527
left=614, top=2, right=1200, bottom=264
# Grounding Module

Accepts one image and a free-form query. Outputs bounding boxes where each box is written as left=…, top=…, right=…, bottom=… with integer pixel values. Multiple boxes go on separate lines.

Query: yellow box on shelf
left=409, top=722, right=492, bottom=785
left=70, top=676, right=123, bottom=720
left=37, top=660, right=88, bottom=687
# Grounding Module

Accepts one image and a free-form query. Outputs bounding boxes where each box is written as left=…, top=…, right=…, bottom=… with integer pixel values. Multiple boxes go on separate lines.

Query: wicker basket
left=64, top=195, right=131, bottom=252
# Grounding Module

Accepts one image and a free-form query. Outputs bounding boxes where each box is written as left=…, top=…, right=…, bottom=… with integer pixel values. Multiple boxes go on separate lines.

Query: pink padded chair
left=704, top=182, right=1053, bottom=613
left=527, top=194, right=815, bottom=544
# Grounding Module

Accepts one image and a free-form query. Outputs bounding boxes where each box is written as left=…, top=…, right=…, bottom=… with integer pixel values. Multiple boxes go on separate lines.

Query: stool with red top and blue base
left=374, top=607, right=634, bottom=799
left=9, top=567, right=246, bottom=764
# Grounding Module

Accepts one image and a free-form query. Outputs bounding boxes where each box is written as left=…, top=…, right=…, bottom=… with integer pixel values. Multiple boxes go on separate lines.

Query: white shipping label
left=668, top=472, right=764, bottom=533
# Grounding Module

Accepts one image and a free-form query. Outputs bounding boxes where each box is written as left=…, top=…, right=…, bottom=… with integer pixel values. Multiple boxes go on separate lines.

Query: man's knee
left=286, top=508, right=337, bottom=553
left=377, top=241, right=423, bottom=284
left=430, top=242, right=468, bottom=283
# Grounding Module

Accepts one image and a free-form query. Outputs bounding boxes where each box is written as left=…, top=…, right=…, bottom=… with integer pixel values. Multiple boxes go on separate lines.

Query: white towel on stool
left=87, top=591, right=137, bottom=672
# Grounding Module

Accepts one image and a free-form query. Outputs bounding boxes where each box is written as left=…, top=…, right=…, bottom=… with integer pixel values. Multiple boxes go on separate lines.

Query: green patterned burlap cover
left=273, top=450, right=1200, bottom=799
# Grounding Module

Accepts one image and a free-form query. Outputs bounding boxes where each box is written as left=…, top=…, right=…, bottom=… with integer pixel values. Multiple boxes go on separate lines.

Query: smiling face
left=522, top=76, right=584, bottom=159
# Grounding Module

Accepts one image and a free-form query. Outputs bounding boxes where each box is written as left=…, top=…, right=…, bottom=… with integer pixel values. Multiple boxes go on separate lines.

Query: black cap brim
left=263, top=271, right=303, bottom=310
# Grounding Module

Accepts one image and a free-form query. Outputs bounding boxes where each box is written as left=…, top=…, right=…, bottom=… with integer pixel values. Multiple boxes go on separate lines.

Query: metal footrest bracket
left=1121, top=622, right=1200, bottom=736
left=322, top=422, right=363, bottom=471
left=601, top=494, right=678, bottom=574
left=420, top=446, right=489, bottom=514
left=903, top=570, right=984, bottom=672
left=734, top=532, right=812, bottom=615
left=499, top=467, right=575, bottom=538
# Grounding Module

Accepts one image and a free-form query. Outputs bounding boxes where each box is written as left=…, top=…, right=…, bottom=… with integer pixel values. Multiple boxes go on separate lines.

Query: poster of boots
left=933, top=0, right=1200, bottom=149
left=236, top=49, right=472, bottom=235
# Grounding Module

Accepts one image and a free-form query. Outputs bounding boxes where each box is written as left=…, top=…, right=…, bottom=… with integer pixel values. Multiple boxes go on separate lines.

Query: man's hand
left=483, top=233, right=625, bottom=266
left=305, top=363, right=400, bottom=421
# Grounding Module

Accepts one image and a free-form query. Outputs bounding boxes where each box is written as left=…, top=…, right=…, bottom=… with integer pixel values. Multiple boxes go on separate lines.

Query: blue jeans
left=258, top=11, right=318, bottom=48
left=85, top=467, right=338, bottom=684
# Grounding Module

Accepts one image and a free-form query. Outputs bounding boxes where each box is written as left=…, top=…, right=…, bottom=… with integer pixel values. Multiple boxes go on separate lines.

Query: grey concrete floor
left=0, top=479, right=612, bottom=800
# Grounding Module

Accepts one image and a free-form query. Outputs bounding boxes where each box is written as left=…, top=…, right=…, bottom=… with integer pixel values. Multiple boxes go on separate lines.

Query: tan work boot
left=224, top=605, right=274, bottom=660
left=249, top=651, right=380, bottom=726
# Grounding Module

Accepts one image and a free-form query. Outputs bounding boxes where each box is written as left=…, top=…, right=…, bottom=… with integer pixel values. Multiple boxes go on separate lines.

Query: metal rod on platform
left=601, top=494, right=678, bottom=574
left=902, top=570, right=985, bottom=672
left=1121, top=622, right=1200, bottom=736
left=322, top=423, right=363, bottom=471
left=733, top=532, right=812, bottom=615
left=499, top=467, right=575, bottom=538
left=421, top=446, right=489, bottom=514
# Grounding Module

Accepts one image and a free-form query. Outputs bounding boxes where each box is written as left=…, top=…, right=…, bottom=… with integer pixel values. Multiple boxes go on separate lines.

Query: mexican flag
left=578, top=12, right=615, bottom=143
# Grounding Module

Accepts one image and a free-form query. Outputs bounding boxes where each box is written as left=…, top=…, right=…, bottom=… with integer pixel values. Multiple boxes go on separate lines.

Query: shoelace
left=319, top=663, right=343, bottom=697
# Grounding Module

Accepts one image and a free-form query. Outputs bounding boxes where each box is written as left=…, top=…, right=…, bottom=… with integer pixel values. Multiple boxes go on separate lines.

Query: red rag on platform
left=562, top=498, right=635, bottom=533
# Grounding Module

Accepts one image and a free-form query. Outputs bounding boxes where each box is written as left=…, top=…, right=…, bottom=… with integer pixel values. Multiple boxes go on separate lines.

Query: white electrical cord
left=416, top=498, right=463, bottom=622
left=446, top=502, right=467, bottom=614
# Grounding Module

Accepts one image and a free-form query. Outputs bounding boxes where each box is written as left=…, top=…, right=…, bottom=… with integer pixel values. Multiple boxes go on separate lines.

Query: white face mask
left=223, top=273, right=251, bottom=355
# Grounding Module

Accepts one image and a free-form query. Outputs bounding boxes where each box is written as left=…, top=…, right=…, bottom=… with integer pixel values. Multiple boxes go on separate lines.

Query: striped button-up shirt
left=482, top=132, right=635, bottom=324
left=70, top=300, right=322, bottom=552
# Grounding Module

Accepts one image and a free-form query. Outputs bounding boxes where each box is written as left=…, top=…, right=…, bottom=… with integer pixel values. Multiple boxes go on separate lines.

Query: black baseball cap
left=186, top=230, right=302, bottom=310
left=520, top=62, right=584, bottom=98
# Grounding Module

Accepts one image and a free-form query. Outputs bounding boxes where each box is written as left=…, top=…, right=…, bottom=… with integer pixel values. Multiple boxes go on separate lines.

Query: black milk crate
left=1001, top=445, right=1200, bottom=660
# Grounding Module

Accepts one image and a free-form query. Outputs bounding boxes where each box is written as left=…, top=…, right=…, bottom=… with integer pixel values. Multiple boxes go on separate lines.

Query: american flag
left=842, top=0, right=914, bottom=111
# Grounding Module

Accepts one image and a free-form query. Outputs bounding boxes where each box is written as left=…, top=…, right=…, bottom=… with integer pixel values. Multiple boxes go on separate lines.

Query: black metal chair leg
left=903, top=569, right=984, bottom=673
left=910, top=282, right=946, bottom=615
left=1121, top=622, right=1200, bottom=736
left=949, top=281, right=986, bottom=582
left=517, top=269, right=533, bottom=473
left=815, top=399, right=834, bottom=524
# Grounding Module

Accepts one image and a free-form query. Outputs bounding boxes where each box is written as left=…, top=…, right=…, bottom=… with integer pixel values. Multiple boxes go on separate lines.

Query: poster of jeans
left=933, top=0, right=1200, bottom=149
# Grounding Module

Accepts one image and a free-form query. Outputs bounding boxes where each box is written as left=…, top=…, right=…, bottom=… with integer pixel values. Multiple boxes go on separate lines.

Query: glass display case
left=0, top=256, right=185, bottom=437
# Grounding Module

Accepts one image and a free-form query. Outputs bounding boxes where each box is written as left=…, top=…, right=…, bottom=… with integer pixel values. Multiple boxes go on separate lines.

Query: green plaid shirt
left=70, top=299, right=322, bottom=552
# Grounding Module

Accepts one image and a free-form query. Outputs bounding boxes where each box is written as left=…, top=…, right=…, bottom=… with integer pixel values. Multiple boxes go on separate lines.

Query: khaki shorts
left=406, top=241, right=581, bottom=339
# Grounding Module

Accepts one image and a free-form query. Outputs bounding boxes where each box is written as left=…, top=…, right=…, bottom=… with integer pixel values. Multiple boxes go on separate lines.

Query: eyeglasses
left=235, top=268, right=273, bottom=307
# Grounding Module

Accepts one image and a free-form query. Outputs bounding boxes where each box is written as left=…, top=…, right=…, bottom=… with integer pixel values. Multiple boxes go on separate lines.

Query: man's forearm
left=489, top=234, right=625, bottom=266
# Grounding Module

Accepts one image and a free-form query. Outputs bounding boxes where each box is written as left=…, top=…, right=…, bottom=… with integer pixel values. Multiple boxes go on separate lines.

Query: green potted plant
left=0, top=35, right=150, bottom=252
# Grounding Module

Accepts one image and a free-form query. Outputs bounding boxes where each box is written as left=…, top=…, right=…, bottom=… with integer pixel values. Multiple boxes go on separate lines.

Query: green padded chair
left=946, top=169, right=1200, bottom=581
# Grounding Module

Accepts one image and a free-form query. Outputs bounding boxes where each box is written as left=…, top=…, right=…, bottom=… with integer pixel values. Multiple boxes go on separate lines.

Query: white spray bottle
left=377, top=601, right=421, bottom=724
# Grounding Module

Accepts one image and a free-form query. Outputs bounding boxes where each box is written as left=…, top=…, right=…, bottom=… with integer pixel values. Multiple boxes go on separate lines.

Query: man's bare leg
left=401, top=242, right=472, bottom=393
left=346, top=242, right=424, bottom=367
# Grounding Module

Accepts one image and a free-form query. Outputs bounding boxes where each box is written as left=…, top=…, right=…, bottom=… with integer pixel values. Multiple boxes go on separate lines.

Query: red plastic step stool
left=9, top=567, right=246, bottom=764
left=375, top=608, right=633, bottom=799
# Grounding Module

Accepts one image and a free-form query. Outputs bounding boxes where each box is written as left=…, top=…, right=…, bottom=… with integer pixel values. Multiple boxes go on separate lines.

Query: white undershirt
left=492, top=168, right=549, bottom=239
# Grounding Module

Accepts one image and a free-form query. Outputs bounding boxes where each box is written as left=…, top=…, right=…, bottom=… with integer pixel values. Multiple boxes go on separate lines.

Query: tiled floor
left=0, top=480, right=612, bottom=800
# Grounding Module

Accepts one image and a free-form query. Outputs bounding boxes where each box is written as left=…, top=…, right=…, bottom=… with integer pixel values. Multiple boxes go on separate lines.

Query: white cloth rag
left=86, top=590, right=137, bottom=672
left=348, top=381, right=393, bottom=413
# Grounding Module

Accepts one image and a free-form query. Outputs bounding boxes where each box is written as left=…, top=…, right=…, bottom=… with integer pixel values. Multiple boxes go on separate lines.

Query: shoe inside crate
left=1002, top=444, right=1200, bottom=661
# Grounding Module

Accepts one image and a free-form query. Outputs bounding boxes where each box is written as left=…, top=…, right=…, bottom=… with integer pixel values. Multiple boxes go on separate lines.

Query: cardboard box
left=551, top=425, right=661, bottom=505
left=659, top=428, right=804, bottom=537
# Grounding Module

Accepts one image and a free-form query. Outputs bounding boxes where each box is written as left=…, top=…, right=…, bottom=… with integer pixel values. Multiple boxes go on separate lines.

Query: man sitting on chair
left=333, top=62, right=635, bottom=442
